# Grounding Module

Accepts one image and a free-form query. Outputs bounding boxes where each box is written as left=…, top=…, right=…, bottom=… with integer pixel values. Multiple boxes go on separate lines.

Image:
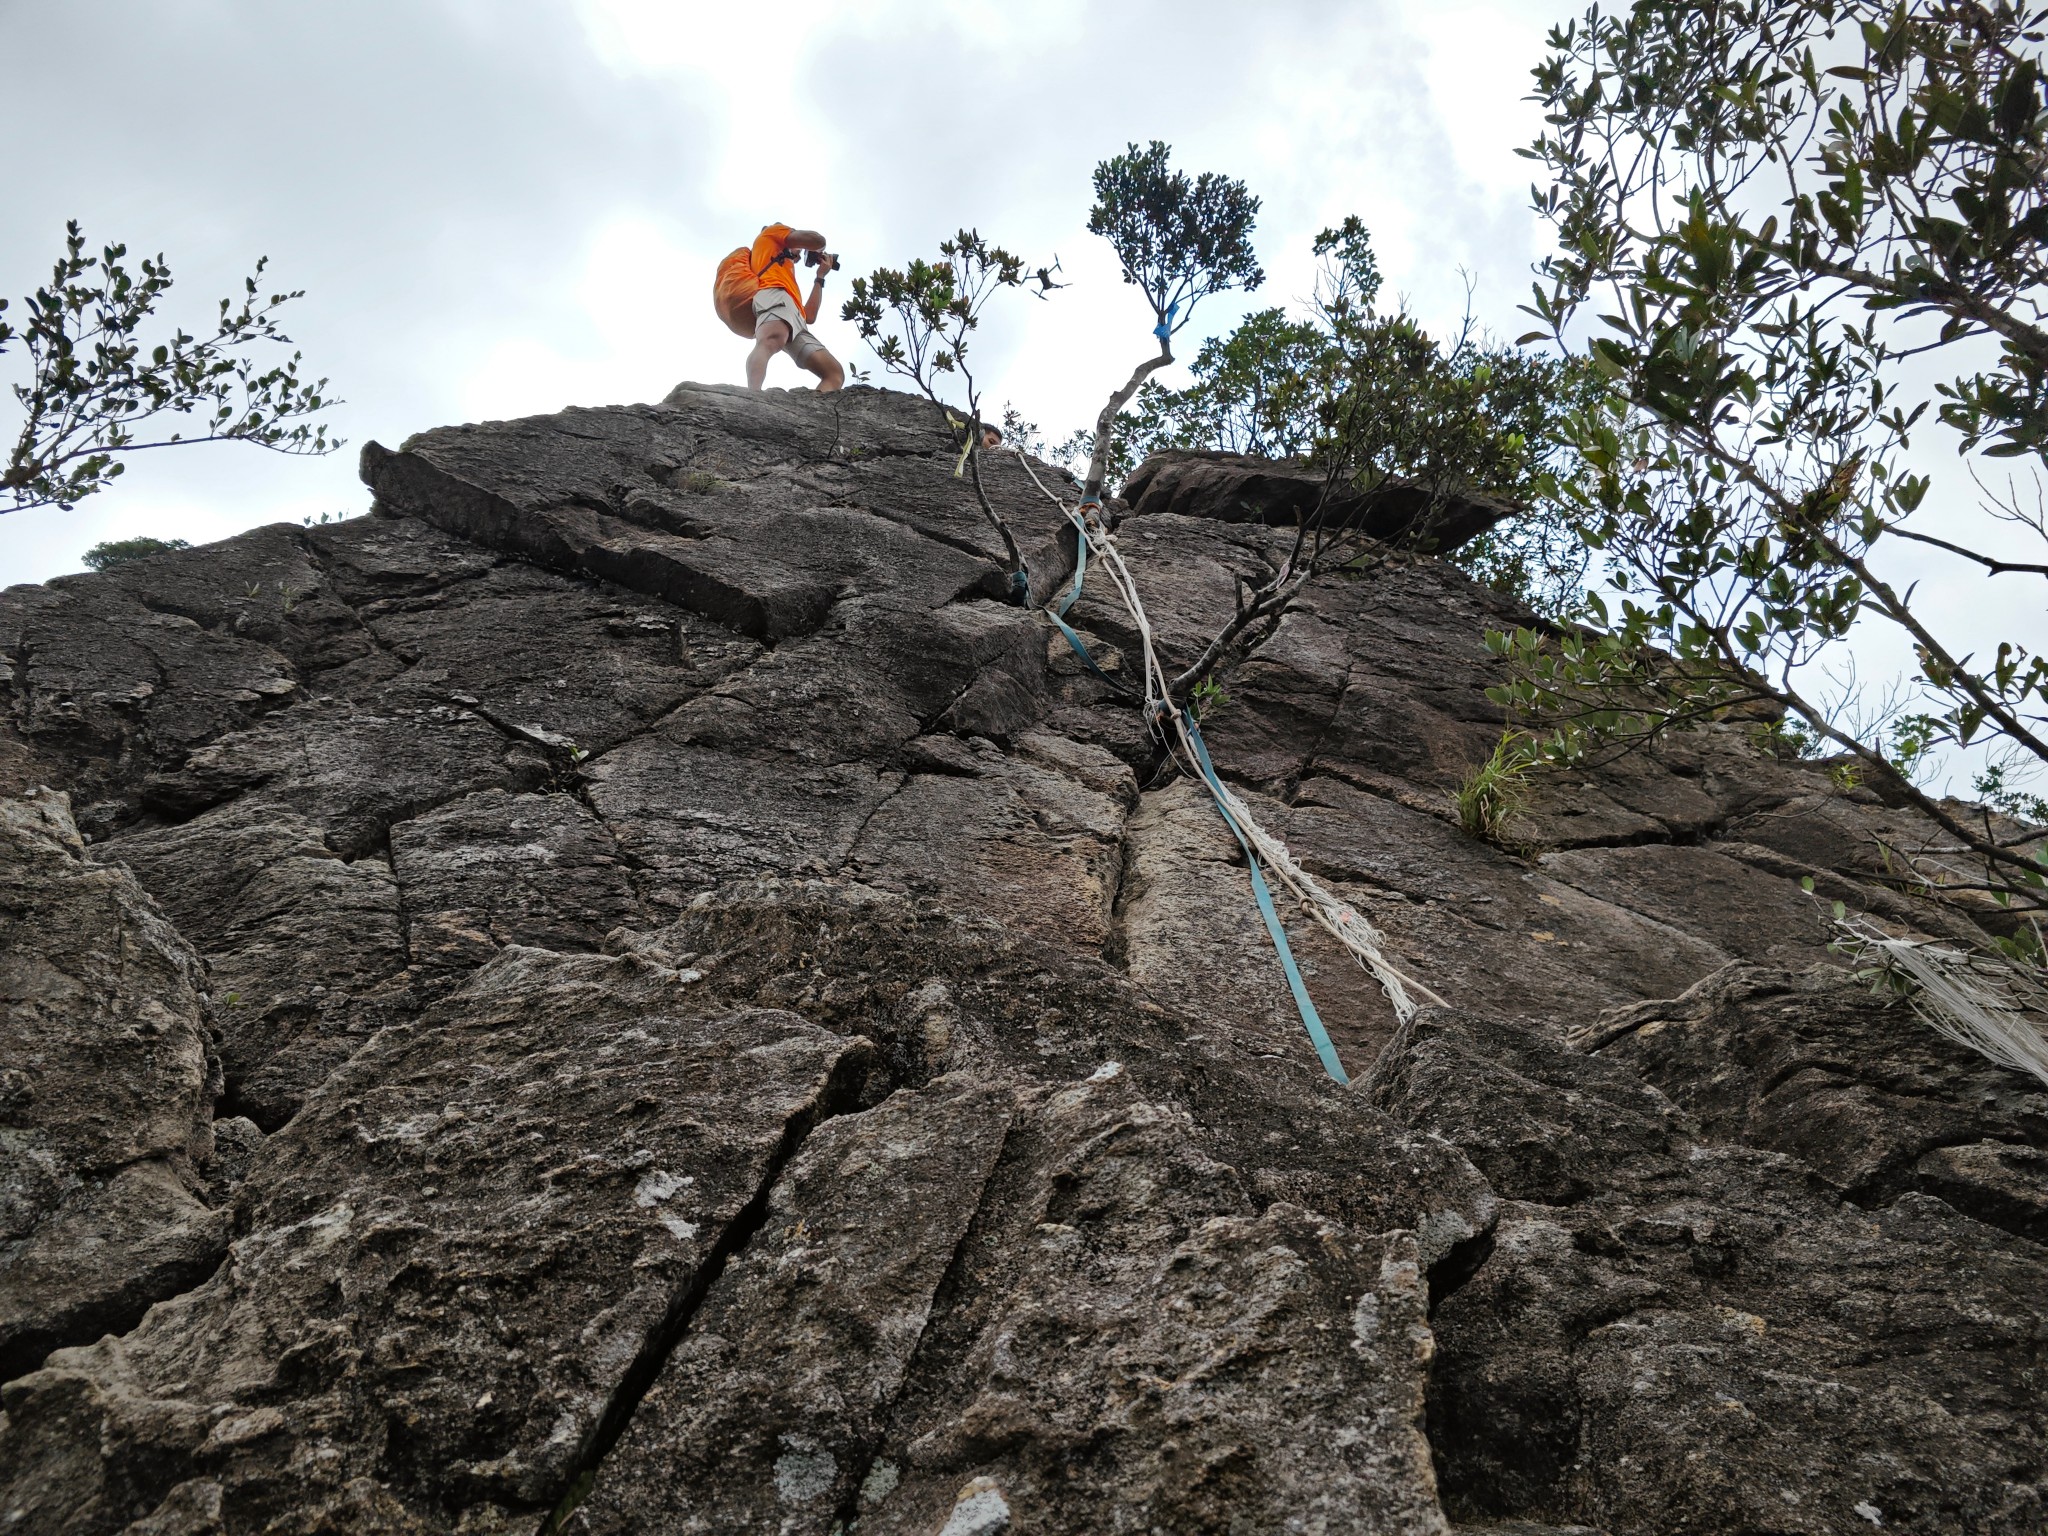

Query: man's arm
left=801, top=254, right=835, bottom=324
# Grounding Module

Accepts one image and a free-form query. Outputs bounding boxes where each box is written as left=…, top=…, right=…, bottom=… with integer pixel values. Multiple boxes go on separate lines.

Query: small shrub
left=1753, top=716, right=1821, bottom=762
left=1973, top=760, right=2048, bottom=828
left=82, top=536, right=189, bottom=571
left=1190, top=675, right=1229, bottom=722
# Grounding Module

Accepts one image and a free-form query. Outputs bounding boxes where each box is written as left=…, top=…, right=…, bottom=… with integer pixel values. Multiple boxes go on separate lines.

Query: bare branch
left=1884, top=523, right=2048, bottom=578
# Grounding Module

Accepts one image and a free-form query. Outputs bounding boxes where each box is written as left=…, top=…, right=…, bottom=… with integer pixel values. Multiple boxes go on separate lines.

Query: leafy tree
left=82, top=535, right=190, bottom=570
left=1125, top=307, right=1330, bottom=460
left=1087, top=140, right=1265, bottom=339
left=1105, top=217, right=1602, bottom=615
left=4, top=222, right=339, bottom=515
left=842, top=230, right=1058, bottom=588
left=1061, top=178, right=1591, bottom=696
left=1297, top=233, right=1601, bottom=616
left=1975, top=757, right=2048, bottom=825
left=1078, top=142, right=1264, bottom=505
left=1507, top=0, right=2048, bottom=907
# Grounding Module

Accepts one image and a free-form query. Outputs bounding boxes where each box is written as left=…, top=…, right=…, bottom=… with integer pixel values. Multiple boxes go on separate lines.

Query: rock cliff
left=1, top=382, right=2043, bottom=1535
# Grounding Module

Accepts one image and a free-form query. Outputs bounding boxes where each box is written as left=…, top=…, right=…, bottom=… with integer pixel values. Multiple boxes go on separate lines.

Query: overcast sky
left=3, top=0, right=2041, bottom=793
left=0, top=0, right=1555, bottom=582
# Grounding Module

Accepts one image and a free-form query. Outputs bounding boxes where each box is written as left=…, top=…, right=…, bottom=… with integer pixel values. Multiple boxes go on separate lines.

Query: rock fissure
left=339, top=560, right=506, bottom=619
left=821, top=1101, right=1023, bottom=1536
left=1425, top=1226, right=1499, bottom=1317
left=1284, top=667, right=1361, bottom=803
left=539, top=1047, right=884, bottom=1535
left=831, top=771, right=914, bottom=875
left=816, top=496, right=1019, bottom=571
left=1100, top=816, right=1137, bottom=968
left=2, top=1224, right=234, bottom=1389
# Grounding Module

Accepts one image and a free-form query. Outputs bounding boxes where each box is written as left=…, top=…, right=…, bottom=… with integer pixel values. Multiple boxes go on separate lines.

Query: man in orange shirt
left=746, top=224, right=845, bottom=393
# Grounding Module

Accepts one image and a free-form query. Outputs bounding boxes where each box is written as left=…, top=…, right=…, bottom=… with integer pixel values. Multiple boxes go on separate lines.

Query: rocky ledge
left=1, top=382, right=2043, bottom=1535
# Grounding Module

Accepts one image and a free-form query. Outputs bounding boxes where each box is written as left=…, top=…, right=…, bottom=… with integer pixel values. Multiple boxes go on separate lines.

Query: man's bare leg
left=747, top=318, right=791, bottom=390
left=799, top=346, right=846, bottom=393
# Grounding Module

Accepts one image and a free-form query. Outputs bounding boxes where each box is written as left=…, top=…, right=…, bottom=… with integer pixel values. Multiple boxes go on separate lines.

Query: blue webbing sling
left=1041, top=498, right=1349, bottom=1085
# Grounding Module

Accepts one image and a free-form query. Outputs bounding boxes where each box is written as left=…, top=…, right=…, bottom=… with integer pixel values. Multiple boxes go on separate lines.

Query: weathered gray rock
left=1582, top=963, right=2048, bottom=1218
left=1371, top=1005, right=2048, bottom=1535
left=845, top=737, right=1129, bottom=949
left=0, top=568, right=304, bottom=838
left=567, top=1074, right=1013, bottom=1534
left=0, top=943, right=878, bottom=1534
left=0, top=791, right=225, bottom=1383
left=1, top=382, right=2042, bottom=1534
left=389, top=788, right=644, bottom=970
left=1122, top=447, right=1513, bottom=553
left=1536, top=844, right=1835, bottom=970
left=1118, top=777, right=1410, bottom=1073
left=106, top=805, right=409, bottom=1128
left=852, top=1077, right=1450, bottom=1536
left=1915, top=1139, right=2048, bottom=1243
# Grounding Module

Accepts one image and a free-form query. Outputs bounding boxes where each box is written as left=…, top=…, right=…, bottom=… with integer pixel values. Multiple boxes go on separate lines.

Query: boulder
left=1122, top=447, right=1514, bottom=553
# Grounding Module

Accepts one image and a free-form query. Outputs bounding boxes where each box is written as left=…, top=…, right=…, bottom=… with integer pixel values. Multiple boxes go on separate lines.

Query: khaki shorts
left=751, top=287, right=825, bottom=364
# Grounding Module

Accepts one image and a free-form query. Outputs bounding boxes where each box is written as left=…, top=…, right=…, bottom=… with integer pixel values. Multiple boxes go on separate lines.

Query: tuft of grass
left=677, top=470, right=722, bottom=495
left=1455, top=731, right=1534, bottom=844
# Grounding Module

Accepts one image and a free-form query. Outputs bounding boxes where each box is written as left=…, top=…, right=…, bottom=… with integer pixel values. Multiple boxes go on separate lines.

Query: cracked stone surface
left=848, top=1077, right=1448, bottom=1536
left=106, top=805, right=410, bottom=1129
left=1370, top=1004, right=2048, bottom=1536
left=388, top=788, right=646, bottom=972
left=0, top=944, right=877, bottom=1535
left=566, top=1073, right=1014, bottom=1535
left=0, top=790, right=227, bottom=1384
left=1581, top=964, right=2048, bottom=1221
left=1, top=381, right=2043, bottom=1535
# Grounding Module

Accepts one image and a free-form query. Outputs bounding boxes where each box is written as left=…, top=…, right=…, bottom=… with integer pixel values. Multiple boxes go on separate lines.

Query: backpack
left=714, top=236, right=801, bottom=339
left=712, top=246, right=762, bottom=338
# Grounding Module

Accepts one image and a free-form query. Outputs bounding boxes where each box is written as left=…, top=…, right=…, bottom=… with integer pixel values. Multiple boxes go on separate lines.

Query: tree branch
left=962, top=427, right=1025, bottom=586
left=1884, top=523, right=2048, bottom=577
left=1082, top=337, right=1171, bottom=503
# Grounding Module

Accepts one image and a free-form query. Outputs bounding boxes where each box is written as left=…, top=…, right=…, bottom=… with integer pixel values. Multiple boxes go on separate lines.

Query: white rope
left=1011, top=449, right=1443, bottom=1021
left=1835, top=914, right=2048, bottom=1089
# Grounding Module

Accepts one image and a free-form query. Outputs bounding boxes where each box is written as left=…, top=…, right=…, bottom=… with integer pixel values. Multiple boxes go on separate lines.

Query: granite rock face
left=1, top=381, right=2042, bottom=1535
left=0, top=791, right=227, bottom=1385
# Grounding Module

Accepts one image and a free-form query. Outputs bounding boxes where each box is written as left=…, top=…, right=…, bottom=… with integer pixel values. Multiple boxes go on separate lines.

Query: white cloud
left=456, top=214, right=726, bottom=419
left=1395, top=0, right=1559, bottom=201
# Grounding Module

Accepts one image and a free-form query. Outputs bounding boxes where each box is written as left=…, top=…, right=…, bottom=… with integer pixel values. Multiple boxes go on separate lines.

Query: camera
left=803, top=249, right=840, bottom=273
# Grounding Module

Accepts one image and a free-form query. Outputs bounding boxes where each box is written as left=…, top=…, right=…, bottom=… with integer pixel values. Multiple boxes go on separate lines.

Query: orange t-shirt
left=751, top=224, right=806, bottom=310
